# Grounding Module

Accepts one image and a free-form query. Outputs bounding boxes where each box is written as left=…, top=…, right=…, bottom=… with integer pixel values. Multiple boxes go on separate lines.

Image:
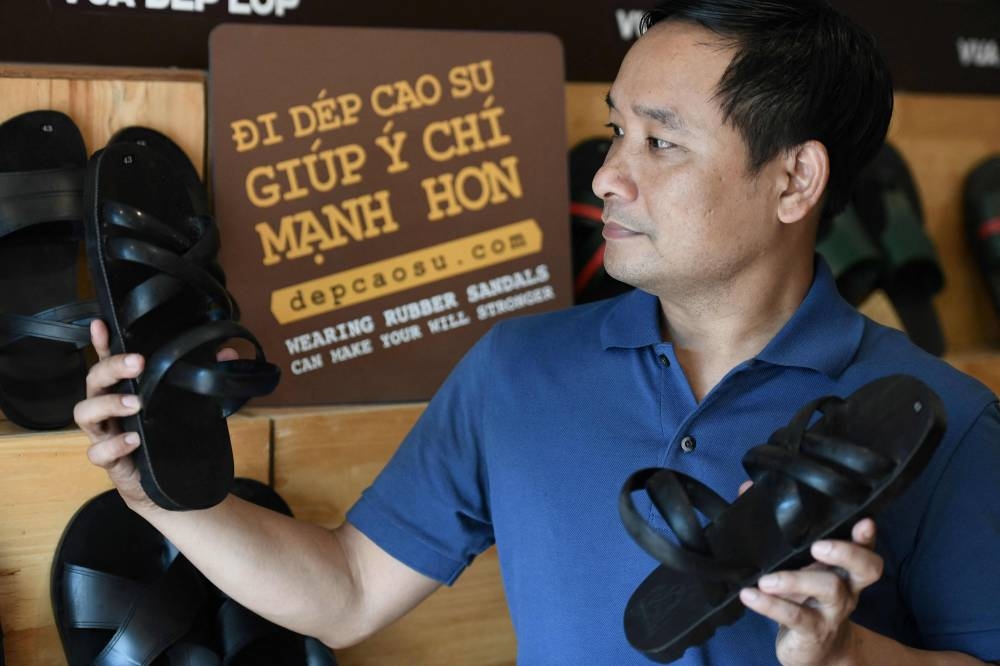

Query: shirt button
left=680, top=436, right=696, bottom=453
left=657, top=353, right=670, bottom=367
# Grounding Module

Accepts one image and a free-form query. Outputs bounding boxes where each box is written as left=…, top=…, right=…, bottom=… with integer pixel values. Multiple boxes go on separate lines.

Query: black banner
left=0, top=1, right=997, bottom=93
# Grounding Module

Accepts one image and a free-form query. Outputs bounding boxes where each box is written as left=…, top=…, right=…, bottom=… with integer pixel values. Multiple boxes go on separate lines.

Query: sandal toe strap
left=140, top=320, right=280, bottom=416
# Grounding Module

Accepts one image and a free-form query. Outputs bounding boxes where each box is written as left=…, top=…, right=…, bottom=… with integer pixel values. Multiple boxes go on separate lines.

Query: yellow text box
left=271, top=219, right=543, bottom=324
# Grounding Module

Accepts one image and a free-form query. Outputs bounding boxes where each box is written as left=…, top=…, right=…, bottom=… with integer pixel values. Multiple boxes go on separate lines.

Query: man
left=76, top=0, right=1000, bottom=663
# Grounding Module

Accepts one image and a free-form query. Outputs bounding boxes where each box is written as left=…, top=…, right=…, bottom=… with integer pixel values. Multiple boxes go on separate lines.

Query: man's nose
left=592, top=148, right=638, bottom=203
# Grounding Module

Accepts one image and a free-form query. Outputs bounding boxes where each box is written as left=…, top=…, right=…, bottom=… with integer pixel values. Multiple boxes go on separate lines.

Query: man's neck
left=658, top=254, right=815, bottom=402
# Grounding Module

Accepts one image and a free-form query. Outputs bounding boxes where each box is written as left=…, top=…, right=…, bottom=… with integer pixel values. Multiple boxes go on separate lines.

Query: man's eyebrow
left=634, top=104, right=687, bottom=131
left=604, top=92, right=687, bottom=132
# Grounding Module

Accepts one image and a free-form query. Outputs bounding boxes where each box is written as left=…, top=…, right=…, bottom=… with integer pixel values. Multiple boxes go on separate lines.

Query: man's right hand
left=73, top=319, right=152, bottom=511
left=73, top=320, right=440, bottom=647
left=73, top=319, right=238, bottom=513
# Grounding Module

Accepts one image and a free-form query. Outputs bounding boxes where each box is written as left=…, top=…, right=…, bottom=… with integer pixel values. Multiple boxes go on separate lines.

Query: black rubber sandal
left=51, top=490, right=221, bottom=665
left=618, top=375, right=946, bottom=663
left=108, top=127, right=209, bottom=217
left=218, top=479, right=337, bottom=665
left=85, top=139, right=279, bottom=510
left=964, top=155, right=1000, bottom=320
left=0, top=110, right=99, bottom=430
left=816, top=202, right=885, bottom=306
left=853, top=144, right=946, bottom=355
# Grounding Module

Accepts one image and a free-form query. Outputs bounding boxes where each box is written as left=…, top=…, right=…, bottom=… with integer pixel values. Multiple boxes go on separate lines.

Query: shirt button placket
left=680, top=435, right=696, bottom=453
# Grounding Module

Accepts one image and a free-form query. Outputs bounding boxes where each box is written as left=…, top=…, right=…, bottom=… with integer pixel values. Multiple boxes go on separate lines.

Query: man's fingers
left=86, top=432, right=141, bottom=469
left=91, top=319, right=111, bottom=360
left=85, top=354, right=144, bottom=398
left=740, top=587, right=820, bottom=633
left=74, top=394, right=141, bottom=437
left=216, top=347, right=239, bottom=362
left=851, top=518, right=876, bottom=548
left=757, top=570, right=849, bottom=609
left=810, top=539, right=884, bottom=593
left=738, top=480, right=753, bottom=496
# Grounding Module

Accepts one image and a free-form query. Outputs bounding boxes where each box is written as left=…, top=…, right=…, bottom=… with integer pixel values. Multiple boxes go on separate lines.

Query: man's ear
left=777, top=140, right=829, bottom=225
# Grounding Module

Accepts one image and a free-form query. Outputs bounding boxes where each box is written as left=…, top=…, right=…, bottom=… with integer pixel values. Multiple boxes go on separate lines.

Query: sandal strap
left=742, top=394, right=896, bottom=545
left=141, top=320, right=280, bottom=417
left=217, top=598, right=282, bottom=665
left=166, top=358, right=282, bottom=417
left=106, top=235, right=232, bottom=324
left=101, top=201, right=234, bottom=328
left=743, top=443, right=873, bottom=505
left=0, top=300, right=99, bottom=348
left=103, top=199, right=196, bottom=254
left=164, top=643, right=222, bottom=665
left=62, top=564, right=146, bottom=630
left=92, top=555, right=207, bottom=666
left=619, top=468, right=749, bottom=582
left=0, top=167, right=84, bottom=236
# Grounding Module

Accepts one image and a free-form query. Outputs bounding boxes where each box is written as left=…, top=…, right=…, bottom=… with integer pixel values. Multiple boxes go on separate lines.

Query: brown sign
left=209, top=24, right=571, bottom=405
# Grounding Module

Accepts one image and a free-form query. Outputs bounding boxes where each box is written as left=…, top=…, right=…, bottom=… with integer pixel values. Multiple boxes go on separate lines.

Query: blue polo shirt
left=347, top=259, right=1000, bottom=664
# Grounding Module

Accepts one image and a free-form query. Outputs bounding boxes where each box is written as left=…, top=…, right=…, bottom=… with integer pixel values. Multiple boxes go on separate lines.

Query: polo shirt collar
left=600, top=257, right=864, bottom=378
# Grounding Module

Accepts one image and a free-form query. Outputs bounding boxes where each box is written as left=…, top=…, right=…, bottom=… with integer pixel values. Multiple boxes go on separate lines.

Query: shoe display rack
left=0, top=65, right=516, bottom=666
left=1, top=67, right=999, bottom=666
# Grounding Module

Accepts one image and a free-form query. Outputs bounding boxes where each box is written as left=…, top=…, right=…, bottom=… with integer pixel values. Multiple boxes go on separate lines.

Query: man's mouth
left=602, top=220, right=642, bottom=240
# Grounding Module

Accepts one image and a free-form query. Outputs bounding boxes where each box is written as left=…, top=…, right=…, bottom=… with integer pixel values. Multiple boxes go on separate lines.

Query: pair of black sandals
left=817, top=143, right=947, bottom=356
left=1, top=110, right=296, bottom=664
left=52, top=478, right=336, bottom=665
left=0, top=109, right=279, bottom=510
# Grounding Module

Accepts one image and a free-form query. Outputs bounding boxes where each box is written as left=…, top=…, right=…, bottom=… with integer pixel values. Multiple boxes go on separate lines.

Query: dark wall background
left=1, top=1, right=998, bottom=93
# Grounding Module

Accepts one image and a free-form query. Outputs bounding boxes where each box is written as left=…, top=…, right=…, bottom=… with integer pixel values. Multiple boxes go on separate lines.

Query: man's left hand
left=739, top=518, right=883, bottom=666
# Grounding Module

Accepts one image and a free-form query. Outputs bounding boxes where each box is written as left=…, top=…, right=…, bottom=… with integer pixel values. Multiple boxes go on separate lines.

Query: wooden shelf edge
left=0, top=62, right=205, bottom=82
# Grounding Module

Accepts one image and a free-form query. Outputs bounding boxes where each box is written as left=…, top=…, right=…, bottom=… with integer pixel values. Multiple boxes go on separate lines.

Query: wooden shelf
left=0, top=415, right=270, bottom=665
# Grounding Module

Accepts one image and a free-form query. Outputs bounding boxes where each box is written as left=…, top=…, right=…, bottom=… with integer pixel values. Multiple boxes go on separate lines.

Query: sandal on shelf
left=0, top=110, right=99, bottom=430
left=85, top=137, right=280, bottom=510
left=853, top=143, right=946, bottom=355
left=963, top=156, right=1000, bottom=320
left=816, top=202, right=884, bottom=306
left=108, top=127, right=209, bottom=217
left=52, top=481, right=336, bottom=666
left=218, top=478, right=337, bottom=665
left=51, top=489, right=219, bottom=665
left=618, top=375, right=946, bottom=663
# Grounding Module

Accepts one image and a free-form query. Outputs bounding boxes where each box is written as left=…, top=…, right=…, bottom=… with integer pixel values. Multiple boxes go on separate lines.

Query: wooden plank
left=0, top=415, right=270, bottom=665
left=566, top=82, right=609, bottom=148
left=946, top=353, right=1000, bottom=396
left=269, top=404, right=517, bottom=666
left=0, top=65, right=205, bottom=181
left=0, top=64, right=204, bottom=83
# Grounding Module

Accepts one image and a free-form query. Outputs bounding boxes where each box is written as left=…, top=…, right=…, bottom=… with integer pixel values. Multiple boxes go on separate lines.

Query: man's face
left=593, top=21, right=786, bottom=297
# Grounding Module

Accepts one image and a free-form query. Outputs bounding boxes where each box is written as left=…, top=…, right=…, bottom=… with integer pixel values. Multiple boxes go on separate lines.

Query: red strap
left=574, top=244, right=606, bottom=297
left=570, top=201, right=603, bottom=223
left=978, top=217, right=1000, bottom=240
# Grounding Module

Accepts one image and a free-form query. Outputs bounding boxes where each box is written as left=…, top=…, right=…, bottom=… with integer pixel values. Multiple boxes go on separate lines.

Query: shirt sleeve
left=903, top=400, right=1000, bottom=659
left=345, top=327, right=497, bottom=585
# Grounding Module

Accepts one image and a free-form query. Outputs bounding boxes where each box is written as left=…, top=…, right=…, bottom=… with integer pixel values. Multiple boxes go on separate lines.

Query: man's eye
left=605, top=122, right=624, bottom=138
left=648, top=137, right=676, bottom=150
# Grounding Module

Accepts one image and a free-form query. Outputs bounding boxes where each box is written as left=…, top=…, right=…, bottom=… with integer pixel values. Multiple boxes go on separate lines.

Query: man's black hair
left=642, top=0, right=893, bottom=234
